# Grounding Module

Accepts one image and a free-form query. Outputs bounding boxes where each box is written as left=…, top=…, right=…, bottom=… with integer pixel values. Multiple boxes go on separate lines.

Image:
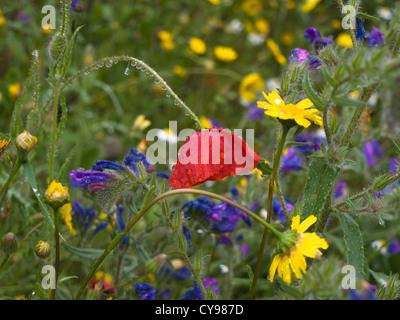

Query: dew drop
left=131, top=61, right=137, bottom=67
left=105, top=60, right=113, bottom=68
left=124, top=67, right=130, bottom=76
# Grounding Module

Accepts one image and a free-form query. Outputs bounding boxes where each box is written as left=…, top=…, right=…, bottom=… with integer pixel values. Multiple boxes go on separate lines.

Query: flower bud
left=15, top=130, right=37, bottom=153
left=276, top=229, right=299, bottom=255
left=35, top=240, right=51, bottom=260
left=146, top=254, right=167, bottom=274
left=1, top=232, right=18, bottom=255
left=48, top=32, right=67, bottom=61
left=44, top=180, right=70, bottom=209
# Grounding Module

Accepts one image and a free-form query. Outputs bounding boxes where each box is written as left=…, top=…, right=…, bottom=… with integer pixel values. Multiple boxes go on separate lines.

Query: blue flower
left=181, top=282, right=204, bottom=300
left=124, top=147, right=150, bottom=175
left=172, top=266, right=192, bottom=280
left=247, top=103, right=264, bottom=120
left=272, top=198, right=294, bottom=224
left=116, top=205, right=127, bottom=244
left=71, top=201, right=96, bottom=231
left=334, top=181, right=347, bottom=199
left=388, top=239, right=400, bottom=255
left=307, top=56, right=322, bottom=73
left=366, top=27, right=385, bottom=46
left=356, top=18, right=366, bottom=41
left=92, top=160, right=125, bottom=172
left=134, top=283, right=157, bottom=300
left=70, top=169, right=120, bottom=190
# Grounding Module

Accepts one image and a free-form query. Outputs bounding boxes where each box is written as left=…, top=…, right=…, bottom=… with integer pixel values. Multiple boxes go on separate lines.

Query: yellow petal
left=298, top=215, right=317, bottom=233
left=291, top=215, right=300, bottom=230
left=269, top=254, right=281, bottom=283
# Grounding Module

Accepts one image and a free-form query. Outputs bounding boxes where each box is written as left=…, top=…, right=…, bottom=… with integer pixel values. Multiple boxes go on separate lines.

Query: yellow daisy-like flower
left=242, top=0, right=263, bottom=16
left=158, top=30, right=175, bottom=51
left=189, top=37, right=207, bottom=55
left=173, top=64, right=187, bottom=77
left=45, top=180, right=69, bottom=202
left=239, top=73, right=264, bottom=102
left=8, top=82, right=21, bottom=99
left=269, top=215, right=329, bottom=284
left=257, top=91, right=323, bottom=128
left=214, top=46, right=238, bottom=62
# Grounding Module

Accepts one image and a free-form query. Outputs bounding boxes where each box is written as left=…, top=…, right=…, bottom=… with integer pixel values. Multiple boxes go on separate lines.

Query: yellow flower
left=132, top=114, right=151, bottom=131
left=208, top=0, right=220, bottom=4
left=242, top=0, right=263, bottom=16
left=214, top=46, right=238, bottom=62
left=200, top=116, right=213, bottom=129
left=280, top=31, right=295, bottom=46
left=336, top=33, right=353, bottom=48
left=41, top=23, right=53, bottom=35
left=173, top=64, right=187, bottom=77
left=45, top=180, right=70, bottom=208
left=301, top=0, right=322, bottom=13
left=0, top=15, right=6, bottom=28
left=8, top=82, right=21, bottom=99
left=189, top=37, right=207, bottom=55
left=269, top=215, right=329, bottom=284
left=254, top=18, right=269, bottom=34
left=158, top=30, right=175, bottom=51
left=286, top=0, right=296, bottom=9
left=95, top=271, right=113, bottom=283
left=257, top=91, right=323, bottom=128
left=266, top=39, right=287, bottom=65
left=239, top=73, right=264, bottom=102
left=60, top=203, right=77, bottom=236
left=35, top=240, right=51, bottom=259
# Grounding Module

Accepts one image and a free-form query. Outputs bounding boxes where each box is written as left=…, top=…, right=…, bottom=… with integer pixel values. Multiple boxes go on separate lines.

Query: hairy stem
left=249, top=124, right=290, bottom=300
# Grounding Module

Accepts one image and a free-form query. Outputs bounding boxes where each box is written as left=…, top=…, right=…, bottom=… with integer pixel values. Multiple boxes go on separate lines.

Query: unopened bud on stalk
left=1, top=232, right=18, bottom=255
left=48, top=32, right=67, bottom=61
left=35, top=240, right=51, bottom=260
left=15, top=130, right=37, bottom=153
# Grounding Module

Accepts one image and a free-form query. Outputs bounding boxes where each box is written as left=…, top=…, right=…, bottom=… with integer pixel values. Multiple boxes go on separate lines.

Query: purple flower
left=349, top=286, right=378, bottom=300
left=280, top=148, right=303, bottom=172
left=240, top=242, right=251, bottom=257
left=304, top=27, right=321, bottom=45
left=272, top=198, right=294, bottom=223
left=217, top=234, right=233, bottom=245
left=320, top=38, right=333, bottom=46
left=335, top=181, right=347, bottom=199
left=247, top=103, right=264, bottom=120
left=69, top=169, right=120, bottom=190
left=92, top=160, right=125, bottom=172
left=172, top=266, right=192, bottom=280
left=364, top=140, right=384, bottom=167
left=203, top=278, right=220, bottom=295
left=307, top=56, right=322, bottom=73
left=390, top=157, right=399, bottom=175
left=17, top=12, right=30, bottom=22
left=289, top=48, right=310, bottom=64
left=388, top=239, right=400, bottom=255
left=116, top=205, right=127, bottom=244
left=366, top=27, right=385, bottom=46
left=134, top=283, right=157, bottom=300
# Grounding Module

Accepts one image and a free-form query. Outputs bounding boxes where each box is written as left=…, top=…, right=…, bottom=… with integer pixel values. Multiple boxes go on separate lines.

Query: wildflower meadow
left=1, top=0, right=400, bottom=305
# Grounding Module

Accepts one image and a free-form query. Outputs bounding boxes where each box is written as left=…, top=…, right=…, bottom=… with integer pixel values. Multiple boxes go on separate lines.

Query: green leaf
left=331, top=96, right=365, bottom=107
left=63, top=242, right=112, bottom=260
left=256, top=159, right=272, bottom=176
left=277, top=278, right=304, bottom=300
left=300, top=157, right=339, bottom=221
left=246, top=265, right=254, bottom=283
left=59, top=275, right=79, bottom=283
left=356, top=13, right=380, bottom=21
left=321, top=66, right=337, bottom=87
left=22, top=160, right=55, bottom=229
left=302, top=72, right=324, bottom=111
left=392, top=140, right=400, bottom=157
left=335, top=212, right=365, bottom=276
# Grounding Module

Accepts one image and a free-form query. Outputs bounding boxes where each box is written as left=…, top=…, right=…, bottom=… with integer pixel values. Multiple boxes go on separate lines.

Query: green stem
left=249, top=124, right=290, bottom=300
left=49, top=87, right=59, bottom=182
left=0, top=157, right=23, bottom=209
left=392, top=30, right=400, bottom=57
left=50, top=208, right=60, bottom=300
left=75, top=189, right=282, bottom=300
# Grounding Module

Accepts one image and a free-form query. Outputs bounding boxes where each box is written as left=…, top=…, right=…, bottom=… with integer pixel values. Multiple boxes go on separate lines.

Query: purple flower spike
left=289, top=48, right=310, bottom=64
left=364, top=140, right=384, bottom=167
left=366, top=27, right=385, bottom=46
left=203, top=278, right=220, bottom=295
left=69, top=169, right=119, bottom=190
left=304, top=27, right=321, bottom=45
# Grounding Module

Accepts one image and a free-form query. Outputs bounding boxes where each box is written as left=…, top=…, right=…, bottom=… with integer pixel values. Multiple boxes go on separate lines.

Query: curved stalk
left=249, top=124, right=290, bottom=300
left=75, top=189, right=282, bottom=300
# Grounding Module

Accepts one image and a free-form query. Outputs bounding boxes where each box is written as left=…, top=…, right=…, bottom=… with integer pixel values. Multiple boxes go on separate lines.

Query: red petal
left=169, top=127, right=261, bottom=189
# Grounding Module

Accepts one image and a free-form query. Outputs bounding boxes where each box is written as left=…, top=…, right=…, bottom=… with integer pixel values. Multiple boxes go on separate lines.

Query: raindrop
left=124, top=67, right=130, bottom=76
left=131, top=61, right=137, bottom=67
left=166, top=92, right=171, bottom=97
left=105, top=60, right=113, bottom=68
left=174, top=100, right=179, bottom=106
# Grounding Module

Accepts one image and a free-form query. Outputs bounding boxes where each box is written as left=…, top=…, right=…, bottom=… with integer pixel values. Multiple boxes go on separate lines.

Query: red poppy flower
left=169, top=127, right=262, bottom=189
